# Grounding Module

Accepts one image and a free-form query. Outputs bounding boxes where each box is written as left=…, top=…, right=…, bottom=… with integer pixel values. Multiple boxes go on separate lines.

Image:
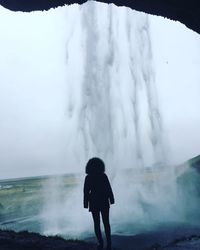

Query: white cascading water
left=42, top=2, right=180, bottom=237
left=64, top=2, right=165, bottom=171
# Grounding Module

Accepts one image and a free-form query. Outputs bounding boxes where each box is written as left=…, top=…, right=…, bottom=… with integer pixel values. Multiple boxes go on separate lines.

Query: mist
left=0, top=1, right=200, bottom=238
left=0, top=4, right=200, bottom=179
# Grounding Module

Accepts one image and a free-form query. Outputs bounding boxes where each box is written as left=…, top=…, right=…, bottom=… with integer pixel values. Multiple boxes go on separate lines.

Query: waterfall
left=65, top=1, right=165, bottom=170
left=80, top=2, right=114, bottom=161
left=42, top=1, right=172, bottom=236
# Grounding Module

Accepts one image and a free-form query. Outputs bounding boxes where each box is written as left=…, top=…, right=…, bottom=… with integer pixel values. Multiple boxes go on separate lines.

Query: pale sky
left=150, top=16, right=200, bottom=165
left=0, top=4, right=200, bottom=179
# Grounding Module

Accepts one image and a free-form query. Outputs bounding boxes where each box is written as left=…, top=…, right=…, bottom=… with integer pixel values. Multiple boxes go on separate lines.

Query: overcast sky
left=150, top=16, right=200, bottom=165
left=0, top=4, right=200, bottom=179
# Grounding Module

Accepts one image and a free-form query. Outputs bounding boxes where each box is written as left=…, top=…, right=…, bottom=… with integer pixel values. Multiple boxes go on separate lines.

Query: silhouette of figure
left=84, top=157, right=115, bottom=250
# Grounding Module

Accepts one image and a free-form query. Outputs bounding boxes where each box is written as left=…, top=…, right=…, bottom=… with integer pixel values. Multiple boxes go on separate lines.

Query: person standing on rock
left=84, top=157, right=115, bottom=250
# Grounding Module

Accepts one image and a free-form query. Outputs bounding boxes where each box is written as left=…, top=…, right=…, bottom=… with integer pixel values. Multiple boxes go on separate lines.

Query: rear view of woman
left=84, top=157, right=115, bottom=250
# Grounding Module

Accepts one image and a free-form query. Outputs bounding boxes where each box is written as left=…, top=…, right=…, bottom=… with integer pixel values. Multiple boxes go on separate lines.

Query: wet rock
left=0, top=230, right=96, bottom=250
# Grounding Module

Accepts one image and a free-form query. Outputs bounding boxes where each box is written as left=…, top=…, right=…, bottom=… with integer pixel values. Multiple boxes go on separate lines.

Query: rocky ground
left=1, top=229, right=200, bottom=250
left=0, top=230, right=96, bottom=250
left=145, top=235, right=200, bottom=250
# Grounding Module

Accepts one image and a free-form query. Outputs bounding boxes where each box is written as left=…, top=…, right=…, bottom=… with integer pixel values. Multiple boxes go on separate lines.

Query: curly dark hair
left=85, top=157, right=105, bottom=175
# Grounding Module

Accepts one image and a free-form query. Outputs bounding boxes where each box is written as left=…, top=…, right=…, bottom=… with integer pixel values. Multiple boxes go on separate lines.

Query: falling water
left=63, top=2, right=166, bottom=170
left=80, top=2, right=165, bottom=169
left=42, top=2, right=174, bottom=236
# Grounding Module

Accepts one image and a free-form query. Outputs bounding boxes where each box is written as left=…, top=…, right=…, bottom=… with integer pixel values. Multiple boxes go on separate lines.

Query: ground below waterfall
left=1, top=227, right=200, bottom=250
left=0, top=230, right=96, bottom=250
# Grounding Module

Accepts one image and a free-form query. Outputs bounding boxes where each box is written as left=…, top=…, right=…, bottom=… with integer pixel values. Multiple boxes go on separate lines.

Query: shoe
left=106, top=244, right=111, bottom=250
left=97, top=241, right=103, bottom=250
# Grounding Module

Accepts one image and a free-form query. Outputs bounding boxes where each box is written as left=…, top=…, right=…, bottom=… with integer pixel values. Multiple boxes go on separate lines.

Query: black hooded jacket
left=84, top=173, right=114, bottom=212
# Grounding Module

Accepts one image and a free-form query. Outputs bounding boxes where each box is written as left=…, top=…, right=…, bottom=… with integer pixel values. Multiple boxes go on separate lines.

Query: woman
left=84, top=157, right=115, bottom=250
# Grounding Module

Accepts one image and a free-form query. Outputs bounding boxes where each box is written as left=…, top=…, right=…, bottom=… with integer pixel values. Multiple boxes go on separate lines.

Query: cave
left=0, top=0, right=200, bottom=34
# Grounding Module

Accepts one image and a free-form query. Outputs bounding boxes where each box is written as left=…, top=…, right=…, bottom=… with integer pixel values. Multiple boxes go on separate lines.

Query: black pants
left=92, top=208, right=111, bottom=248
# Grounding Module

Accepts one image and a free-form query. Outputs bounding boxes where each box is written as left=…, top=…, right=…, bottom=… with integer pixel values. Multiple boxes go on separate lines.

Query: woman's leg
left=101, top=208, right=111, bottom=250
left=92, top=211, right=103, bottom=248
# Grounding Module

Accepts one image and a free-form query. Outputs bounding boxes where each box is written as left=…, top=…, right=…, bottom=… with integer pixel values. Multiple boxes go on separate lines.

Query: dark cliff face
left=0, top=0, right=200, bottom=35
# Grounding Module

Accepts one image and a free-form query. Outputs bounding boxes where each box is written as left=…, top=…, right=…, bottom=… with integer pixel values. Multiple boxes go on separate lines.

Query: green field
left=0, top=174, right=79, bottom=232
left=0, top=156, right=200, bottom=234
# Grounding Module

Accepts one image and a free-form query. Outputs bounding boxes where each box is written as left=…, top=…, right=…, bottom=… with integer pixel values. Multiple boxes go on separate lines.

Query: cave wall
left=0, top=0, right=200, bottom=34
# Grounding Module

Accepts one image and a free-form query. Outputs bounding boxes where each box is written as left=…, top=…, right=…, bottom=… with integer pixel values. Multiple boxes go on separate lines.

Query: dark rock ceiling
left=0, top=0, right=200, bottom=34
